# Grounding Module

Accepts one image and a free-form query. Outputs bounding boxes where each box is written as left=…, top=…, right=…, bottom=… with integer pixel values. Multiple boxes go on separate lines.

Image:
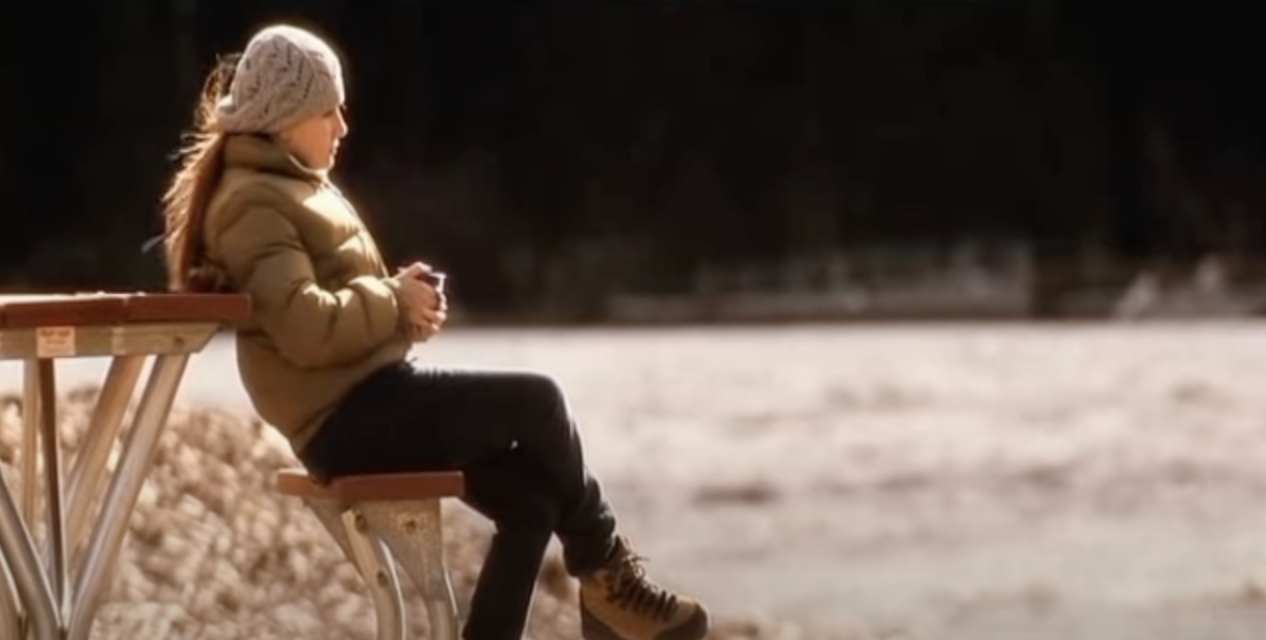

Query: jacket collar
left=223, top=134, right=326, bottom=184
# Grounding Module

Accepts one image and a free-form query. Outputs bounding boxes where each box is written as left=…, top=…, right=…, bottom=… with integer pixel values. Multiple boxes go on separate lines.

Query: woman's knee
left=505, top=370, right=570, bottom=425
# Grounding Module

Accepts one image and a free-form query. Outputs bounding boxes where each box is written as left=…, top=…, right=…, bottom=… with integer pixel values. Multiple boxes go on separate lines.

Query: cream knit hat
left=216, top=24, right=345, bottom=134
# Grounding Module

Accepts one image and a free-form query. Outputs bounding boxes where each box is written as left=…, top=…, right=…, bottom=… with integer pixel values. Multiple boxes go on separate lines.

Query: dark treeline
left=2, top=1, right=1263, bottom=318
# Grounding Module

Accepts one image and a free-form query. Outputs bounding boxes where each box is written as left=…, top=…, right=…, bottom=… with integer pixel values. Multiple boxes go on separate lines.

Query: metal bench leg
left=0, top=467, right=58, bottom=640
left=0, top=553, right=21, bottom=640
left=359, top=500, right=459, bottom=640
left=69, top=354, right=189, bottom=640
left=304, top=499, right=406, bottom=640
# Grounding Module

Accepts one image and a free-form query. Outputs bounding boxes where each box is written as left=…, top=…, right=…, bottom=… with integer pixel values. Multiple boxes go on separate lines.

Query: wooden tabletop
left=0, top=293, right=252, bottom=329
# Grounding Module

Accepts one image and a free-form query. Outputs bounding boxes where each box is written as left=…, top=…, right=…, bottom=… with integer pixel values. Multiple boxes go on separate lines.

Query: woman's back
left=203, top=133, right=410, bottom=453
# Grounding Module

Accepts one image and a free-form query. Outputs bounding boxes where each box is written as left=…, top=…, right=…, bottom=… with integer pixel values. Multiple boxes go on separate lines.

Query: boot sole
left=581, top=606, right=710, bottom=640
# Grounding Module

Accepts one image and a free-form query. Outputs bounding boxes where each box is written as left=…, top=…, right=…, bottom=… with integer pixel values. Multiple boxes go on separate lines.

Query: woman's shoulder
left=204, top=167, right=364, bottom=249
left=220, top=166, right=319, bottom=208
left=206, top=167, right=316, bottom=228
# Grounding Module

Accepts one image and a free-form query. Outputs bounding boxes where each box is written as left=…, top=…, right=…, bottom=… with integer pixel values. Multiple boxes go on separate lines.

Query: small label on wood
left=36, top=326, right=76, bottom=358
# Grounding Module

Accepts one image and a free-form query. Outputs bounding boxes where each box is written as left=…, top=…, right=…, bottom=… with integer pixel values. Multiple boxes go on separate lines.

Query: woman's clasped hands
left=391, top=261, right=448, bottom=342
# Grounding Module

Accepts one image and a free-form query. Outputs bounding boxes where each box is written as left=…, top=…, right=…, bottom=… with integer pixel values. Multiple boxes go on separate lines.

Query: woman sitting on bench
left=157, top=22, right=710, bottom=640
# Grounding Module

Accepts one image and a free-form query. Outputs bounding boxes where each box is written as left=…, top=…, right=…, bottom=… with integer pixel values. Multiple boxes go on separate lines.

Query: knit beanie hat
left=215, top=25, right=345, bottom=134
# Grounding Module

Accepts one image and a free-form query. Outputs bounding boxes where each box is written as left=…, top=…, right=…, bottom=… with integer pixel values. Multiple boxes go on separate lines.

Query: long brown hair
left=161, top=54, right=240, bottom=292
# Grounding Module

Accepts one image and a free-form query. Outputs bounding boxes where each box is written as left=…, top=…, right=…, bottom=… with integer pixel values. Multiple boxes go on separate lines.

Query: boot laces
left=604, top=549, right=679, bottom=621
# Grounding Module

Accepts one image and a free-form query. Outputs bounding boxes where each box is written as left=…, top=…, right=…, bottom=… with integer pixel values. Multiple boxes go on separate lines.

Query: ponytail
left=161, top=54, right=240, bottom=292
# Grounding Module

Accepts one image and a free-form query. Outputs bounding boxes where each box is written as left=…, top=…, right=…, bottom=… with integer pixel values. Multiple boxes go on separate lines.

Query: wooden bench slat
left=125, top=294, right=253, bottom=324
left=0, top=293, right=252, bottom=329
left=0, top=296, right=129, bottom=328
left=275, top=468, right=466, bottom=502
left=275, top=469, right=335, bottom=500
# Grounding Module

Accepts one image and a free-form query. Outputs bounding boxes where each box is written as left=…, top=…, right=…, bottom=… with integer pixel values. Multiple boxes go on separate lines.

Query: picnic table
left=0, top=292, right=250, bottom=640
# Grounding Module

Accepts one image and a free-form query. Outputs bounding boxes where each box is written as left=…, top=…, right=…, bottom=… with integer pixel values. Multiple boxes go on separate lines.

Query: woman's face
left=278, top=106, right=348, bottom=170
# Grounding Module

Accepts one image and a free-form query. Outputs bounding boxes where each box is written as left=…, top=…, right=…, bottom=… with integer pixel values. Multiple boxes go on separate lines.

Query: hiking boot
left=579, top=536, right=710, bottom=640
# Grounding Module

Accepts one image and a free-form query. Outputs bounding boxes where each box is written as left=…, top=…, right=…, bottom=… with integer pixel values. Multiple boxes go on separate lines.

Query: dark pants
left=298, top=361, right=618, bottom=640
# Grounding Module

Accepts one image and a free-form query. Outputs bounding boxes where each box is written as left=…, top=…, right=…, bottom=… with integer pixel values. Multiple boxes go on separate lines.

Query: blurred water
left=5, top=321, right=1266, bottom=639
